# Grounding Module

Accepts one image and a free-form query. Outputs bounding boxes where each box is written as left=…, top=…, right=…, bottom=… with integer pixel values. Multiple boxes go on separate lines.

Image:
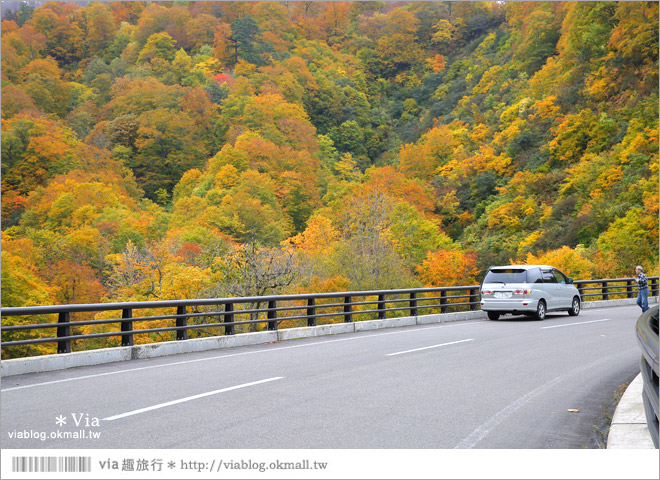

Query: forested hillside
left=2, top=1, right=658, bottom=319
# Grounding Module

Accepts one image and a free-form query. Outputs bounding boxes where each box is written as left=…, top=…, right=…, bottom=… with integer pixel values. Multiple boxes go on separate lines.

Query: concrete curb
left=0, top=310, right=486, bottom=377
left=2, top=297, right=656, bottom=378
left=607, top=373, right=656, bottom=449
left=581, top=296, right=659, bottom=310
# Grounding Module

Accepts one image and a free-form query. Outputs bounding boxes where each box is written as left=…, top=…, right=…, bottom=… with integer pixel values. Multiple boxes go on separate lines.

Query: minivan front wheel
left=536, top=300, right=547, bottom=320
left=568, top=297, right=580, bottom=316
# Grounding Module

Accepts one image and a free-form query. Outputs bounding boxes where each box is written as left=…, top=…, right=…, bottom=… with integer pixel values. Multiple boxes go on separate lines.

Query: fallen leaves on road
left=567, top=409, right=580, bottom=413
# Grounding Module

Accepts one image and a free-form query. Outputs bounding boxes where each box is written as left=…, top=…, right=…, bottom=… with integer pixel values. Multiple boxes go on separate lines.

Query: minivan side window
left=527, top=267, right=544, bottom=284
left=553, top=269, right=567, bottom=284
left=541, top=270, right=556, bottom=283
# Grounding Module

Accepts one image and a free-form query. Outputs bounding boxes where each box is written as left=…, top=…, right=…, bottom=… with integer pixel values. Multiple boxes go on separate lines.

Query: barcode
left=12, top=456, right=92, bottom=473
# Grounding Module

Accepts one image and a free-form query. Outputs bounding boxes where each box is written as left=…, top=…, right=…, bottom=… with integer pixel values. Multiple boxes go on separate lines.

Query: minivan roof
left=488, top=265, right=553, bottom=270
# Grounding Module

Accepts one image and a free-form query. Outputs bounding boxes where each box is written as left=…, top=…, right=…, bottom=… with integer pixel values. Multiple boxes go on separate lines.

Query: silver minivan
left=480, top=265, right=581, bottom=320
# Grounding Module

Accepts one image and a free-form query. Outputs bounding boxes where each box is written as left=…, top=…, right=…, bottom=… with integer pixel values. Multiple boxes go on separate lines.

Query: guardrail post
left=440, top=290, right=448, bottom=313
left=378, top=294, right=386, bottom=320
left=307, top=298, right=316, bottom=327
left=224, top=303, right=234, bottom=335
left=626, top=280, right=634, bottom=299
left=409, top=292, right=418, bottom=316
left=602, top=282, right=609, bottom=301
left=651, top=278, right=659, bottom=297
left=469, top=288, right=478, bottom=311
left=121, top=308, right=133, bottom=346
left=344, top=296, right=353, bottom=323
left=176, top=306, right=188, bottom=340
left=57, top=311, right=71, bottom=354
left=267, top=300, right=277, bottom=331
left=576, top=282, right=585, bottom=299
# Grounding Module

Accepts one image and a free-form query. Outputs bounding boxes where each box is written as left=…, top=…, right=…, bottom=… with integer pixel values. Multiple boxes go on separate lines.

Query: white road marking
left=541, top=319, right=611, bottom=329
left=102, top=377, right=283, bottom=421
left=386, top=339, right=473, bottom=356
left=453, top=351, right=631, bottom=449
left=1, top=321, right=489, bottom=392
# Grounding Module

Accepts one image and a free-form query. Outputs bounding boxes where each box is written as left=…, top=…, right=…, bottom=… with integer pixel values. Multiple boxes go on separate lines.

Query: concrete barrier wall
left=2, top=297, right=655, bottom=377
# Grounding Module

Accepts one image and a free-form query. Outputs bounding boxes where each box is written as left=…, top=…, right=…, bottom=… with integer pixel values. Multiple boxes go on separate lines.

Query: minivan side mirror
left=568, top=278, right=574, bottom=284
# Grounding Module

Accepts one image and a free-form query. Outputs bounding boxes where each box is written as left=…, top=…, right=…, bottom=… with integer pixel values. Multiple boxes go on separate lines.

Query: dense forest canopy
left=2, top=1, right=658, bottom=351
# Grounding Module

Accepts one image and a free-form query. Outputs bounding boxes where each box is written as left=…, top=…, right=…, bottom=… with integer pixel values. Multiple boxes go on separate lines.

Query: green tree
left=138, top=32, right=177, bottom=64
left=230, top=15, right=266, bottom=65
left=328, top=120, right=368, bottom=168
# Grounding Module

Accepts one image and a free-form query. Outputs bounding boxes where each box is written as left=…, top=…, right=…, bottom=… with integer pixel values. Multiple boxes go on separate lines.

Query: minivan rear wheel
left=487, top=311, right=500, bottom=321
left=536, top=300, right=546, bottom=320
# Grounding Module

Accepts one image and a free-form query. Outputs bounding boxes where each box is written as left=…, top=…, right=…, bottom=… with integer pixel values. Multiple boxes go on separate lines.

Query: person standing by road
left=633, top=265, right=649, bottom=313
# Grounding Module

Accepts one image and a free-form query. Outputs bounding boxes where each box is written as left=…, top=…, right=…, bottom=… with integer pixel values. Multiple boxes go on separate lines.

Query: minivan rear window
left=483, top=269, right=527, bottom=283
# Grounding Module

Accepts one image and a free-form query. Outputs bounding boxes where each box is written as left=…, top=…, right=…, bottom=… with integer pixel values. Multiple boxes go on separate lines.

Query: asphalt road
left=0, top=305, right=643, bottom=449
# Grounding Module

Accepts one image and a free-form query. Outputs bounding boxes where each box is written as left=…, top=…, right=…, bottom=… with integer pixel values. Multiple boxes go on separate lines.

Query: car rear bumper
left=480, top=298, right=538, bottom=312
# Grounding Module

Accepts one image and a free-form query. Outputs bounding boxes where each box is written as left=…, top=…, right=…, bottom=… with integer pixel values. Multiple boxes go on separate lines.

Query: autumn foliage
left=1, top=1, right=658, bottom=355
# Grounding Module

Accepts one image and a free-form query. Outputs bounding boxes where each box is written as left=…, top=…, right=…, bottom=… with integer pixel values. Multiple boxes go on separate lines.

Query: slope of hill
left=2, top=1, right=658, bottom=321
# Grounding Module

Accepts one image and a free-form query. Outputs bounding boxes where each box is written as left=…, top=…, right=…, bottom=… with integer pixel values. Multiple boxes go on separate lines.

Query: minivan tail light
left=514, top=289, right=532, bottom=295
left=481, top=289, right=492, bottom=295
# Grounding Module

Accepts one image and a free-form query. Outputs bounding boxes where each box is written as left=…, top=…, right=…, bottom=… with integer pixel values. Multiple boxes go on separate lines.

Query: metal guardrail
left=635, top=305, right=659, bottom=448
left=574, top=276, right=659, bottom=301
left=1, top=286, right=481, bottom=356
left=2, top=277, right=657, bottom=358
